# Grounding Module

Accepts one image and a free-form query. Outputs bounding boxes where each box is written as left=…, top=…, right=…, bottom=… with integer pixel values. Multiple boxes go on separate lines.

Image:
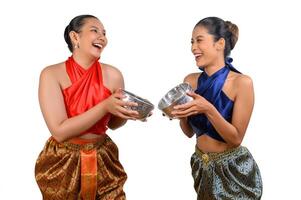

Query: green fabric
left=191, top=146, right=262, bottom=200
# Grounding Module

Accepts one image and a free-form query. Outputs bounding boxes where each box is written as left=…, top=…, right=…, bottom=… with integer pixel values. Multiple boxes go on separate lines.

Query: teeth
left=93, top=43, right=103, bottom=48
left=195, top=54, right=202, bottom=58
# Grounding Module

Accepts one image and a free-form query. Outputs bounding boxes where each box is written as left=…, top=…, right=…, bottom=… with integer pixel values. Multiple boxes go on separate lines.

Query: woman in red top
left=35, top=15, right=140, bottom=200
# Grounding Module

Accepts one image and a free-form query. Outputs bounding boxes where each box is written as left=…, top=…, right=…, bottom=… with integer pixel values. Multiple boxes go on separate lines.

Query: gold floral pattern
left=35, top=137, right=127, bottom=200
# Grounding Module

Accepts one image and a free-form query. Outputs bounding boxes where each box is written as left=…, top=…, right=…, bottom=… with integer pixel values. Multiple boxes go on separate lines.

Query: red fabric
left=80, top=149, right=97, bottom=200
left=63, top=56, right=111, bottom=135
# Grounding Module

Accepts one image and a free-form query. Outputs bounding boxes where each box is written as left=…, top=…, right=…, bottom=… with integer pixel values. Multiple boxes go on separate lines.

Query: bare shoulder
left=40, top=62, right=65, bottom=80
left=234, top=73, right=253, bottom=90
left=101, top=63, right=123, bottom=79
left=101, top=63, right=124, bottom=92
left=184, top=72, right=201, bottom=90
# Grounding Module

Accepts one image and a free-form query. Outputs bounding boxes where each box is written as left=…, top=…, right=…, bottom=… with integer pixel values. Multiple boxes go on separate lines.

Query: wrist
left=100, top=98, right=109, bottom=113
left=205, top=103, right=216, bottom=117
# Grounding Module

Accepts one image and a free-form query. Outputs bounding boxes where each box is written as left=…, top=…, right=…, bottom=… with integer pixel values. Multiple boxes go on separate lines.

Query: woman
left=172, top=17, right=263, bottom=199
left=35, top=15, right=141, bottom=200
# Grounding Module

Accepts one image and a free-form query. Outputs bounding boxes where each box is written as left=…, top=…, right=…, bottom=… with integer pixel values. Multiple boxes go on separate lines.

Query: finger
left=123, top=109, right=140, bottom=117
left=113, top=99, right=129, bottom=107
left=172, top=107, right=197, bottom=116
left=173, top=101, right=193, bottom=110
left=116, top=98, right=138, bottom=107
left=124, top=101, right=138, bottom=107
left=186, top=91, right=198, bottom=98
left=174, top=111, right=198, bottom=118
left=116, top=111, right=139, bottom=120
left=113, top=92, right=125, bottom=99
left=115, top=112, right=136, bottom=120
left=115, top=88, right=123, bottom=94
left=118, top=106, right=140, bottom=117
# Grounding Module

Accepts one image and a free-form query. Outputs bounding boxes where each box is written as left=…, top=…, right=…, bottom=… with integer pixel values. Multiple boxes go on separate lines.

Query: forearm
left=108, top=115, right=127, bottom=130
left=179, top=118, right=194, bottom=138
left=205, top=105, right=241, bottom=146
left=50, top=101, right=108, bottom=142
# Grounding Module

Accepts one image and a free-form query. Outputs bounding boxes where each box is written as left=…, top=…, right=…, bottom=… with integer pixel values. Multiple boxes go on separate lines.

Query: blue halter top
left=188, top=58, right=241, bottom=142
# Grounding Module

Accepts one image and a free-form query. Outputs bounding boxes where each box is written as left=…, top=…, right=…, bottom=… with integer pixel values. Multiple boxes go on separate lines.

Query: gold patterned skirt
left=35, top=136, right=127, bottom=200
left=191, top=146, right=262, bottom=200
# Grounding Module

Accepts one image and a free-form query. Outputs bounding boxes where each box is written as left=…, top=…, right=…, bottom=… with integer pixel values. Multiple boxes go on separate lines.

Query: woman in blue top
left=172, top=17, right=263, bottom=199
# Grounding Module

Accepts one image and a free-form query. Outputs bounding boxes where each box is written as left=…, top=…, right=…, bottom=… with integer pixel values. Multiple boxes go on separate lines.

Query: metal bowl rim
left=122, top=89, right=154, bottom=108
left=158, top=83, right=192, bottom=110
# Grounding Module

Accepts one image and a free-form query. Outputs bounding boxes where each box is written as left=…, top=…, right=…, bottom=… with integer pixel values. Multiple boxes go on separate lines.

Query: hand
left=104, top=88, right=140, bottom=120
left=171, top=91, right=212, bottom=118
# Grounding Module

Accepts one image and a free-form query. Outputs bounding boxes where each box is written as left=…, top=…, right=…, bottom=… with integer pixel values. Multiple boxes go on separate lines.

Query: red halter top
left=63, top=56, right=111, bottom=135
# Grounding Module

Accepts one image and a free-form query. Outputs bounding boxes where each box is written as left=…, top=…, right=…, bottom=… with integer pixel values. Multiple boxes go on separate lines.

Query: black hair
left=64, top=14, right=98, bottom=52
left=195, top=17, right=239, bottom=58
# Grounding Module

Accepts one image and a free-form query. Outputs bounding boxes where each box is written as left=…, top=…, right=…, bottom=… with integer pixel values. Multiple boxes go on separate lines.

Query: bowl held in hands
left=158, top=83, right=193, bottom=119
left=122, top=89, right=154, bottom=120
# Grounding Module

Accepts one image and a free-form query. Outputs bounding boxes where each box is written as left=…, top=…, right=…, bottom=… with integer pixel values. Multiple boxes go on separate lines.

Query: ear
left=215, top=38, right=225, bottom=51
left=69, top=31, right=80, bottom=46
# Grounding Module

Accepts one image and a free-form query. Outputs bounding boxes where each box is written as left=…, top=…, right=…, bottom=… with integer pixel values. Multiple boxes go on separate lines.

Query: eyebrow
left=195, top=35, right=205, bottom=39
left=90, top=26, right=106, bottom=33
left=191, top=35, right=205, bottom=41
left=90, top=26, right=100, bottom=29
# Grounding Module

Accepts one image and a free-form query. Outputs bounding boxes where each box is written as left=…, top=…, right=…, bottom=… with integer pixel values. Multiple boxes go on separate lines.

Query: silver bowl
left=158, top=83, right=193, bottom=119
left=122, top=89, right=154, bottom=120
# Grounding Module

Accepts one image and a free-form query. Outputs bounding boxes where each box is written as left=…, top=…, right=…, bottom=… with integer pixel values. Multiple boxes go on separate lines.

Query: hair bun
left=225, top=21, right=239, bottom=50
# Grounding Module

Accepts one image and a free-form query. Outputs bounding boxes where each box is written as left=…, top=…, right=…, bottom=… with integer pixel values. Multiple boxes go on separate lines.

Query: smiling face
left=191, top=26, right=224, bottom=68
left=70, top=18, right=107, bottom=59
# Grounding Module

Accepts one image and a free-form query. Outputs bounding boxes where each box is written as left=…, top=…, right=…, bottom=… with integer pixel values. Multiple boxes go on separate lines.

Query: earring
left=74, top=44, right=79, bottom=49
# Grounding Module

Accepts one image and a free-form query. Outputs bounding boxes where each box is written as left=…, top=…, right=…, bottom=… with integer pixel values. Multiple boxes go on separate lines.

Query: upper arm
left=184, top=73, right=200, bottom=90
left=231, top=75, right=255, bottom=138
left=103, top=64, right=124, bottom=92
left=181, top=73, right=199, bottom=137
left=103, top=64, right=127, bottom=129
left=38, top=66, right=68, bottom=135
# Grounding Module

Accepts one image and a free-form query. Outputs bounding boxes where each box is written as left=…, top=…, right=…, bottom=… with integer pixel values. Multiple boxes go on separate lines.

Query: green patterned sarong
left=191, top=146, right=262, bottom=200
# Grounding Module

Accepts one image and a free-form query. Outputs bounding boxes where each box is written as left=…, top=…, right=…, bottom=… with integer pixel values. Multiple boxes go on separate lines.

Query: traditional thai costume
left=35, top=57, right=127, bottom=200
left=188, top=58, right=263, bottom=200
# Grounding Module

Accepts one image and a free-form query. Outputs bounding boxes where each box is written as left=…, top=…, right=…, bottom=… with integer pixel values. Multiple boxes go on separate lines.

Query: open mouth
left=92, top=43, right=103, bottom=50
left=194, top=54, right=202, bottom=60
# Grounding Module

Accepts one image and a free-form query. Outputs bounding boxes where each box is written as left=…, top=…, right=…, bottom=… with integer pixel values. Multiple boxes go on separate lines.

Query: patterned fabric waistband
left=49, top=136, right=109, bottom=151
left=195, top=145, right=242, bottom=164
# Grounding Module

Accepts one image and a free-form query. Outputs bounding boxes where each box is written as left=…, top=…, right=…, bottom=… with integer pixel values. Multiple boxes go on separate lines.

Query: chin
left=196, top=61, right=204, bottom=68
left=91, top=52, right=101, bottom=59
left=90, top=48, right=103, bottom=56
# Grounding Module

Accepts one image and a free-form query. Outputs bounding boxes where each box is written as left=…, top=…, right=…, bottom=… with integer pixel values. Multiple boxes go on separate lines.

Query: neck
left=72, top=51, right=98, bottom=69
left=203, top=57, right=225, bottom=76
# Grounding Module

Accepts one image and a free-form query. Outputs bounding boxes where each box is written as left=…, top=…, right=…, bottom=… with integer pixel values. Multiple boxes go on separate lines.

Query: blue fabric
left=188, top=57, right=241, bottom=142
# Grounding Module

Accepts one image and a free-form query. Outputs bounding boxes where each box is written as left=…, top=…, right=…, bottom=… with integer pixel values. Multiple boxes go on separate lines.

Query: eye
left=196, top=39, right=202, bottom=43
left=91, top=29, right=98, bottom=33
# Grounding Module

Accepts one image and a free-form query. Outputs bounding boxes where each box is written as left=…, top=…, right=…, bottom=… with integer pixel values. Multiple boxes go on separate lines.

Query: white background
left=1, top=0, right=300, bottom=199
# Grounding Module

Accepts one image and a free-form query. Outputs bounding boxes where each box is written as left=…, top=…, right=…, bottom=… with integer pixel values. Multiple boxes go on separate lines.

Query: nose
left=97, top=33, right=106, bottom=43
left=97, top=33, right=105, bottom=39
left=191, top=42, right=197, bottom=53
